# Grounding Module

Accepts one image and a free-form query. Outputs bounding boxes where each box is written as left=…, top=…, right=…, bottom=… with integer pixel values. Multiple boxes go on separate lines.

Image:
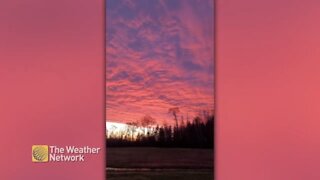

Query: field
left=107, top=147, right=213, bottom=180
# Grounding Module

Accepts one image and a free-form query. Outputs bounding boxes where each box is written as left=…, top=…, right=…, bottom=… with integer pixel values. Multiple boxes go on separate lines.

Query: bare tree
left=140, top=115, right=156, bottom=127
left=168, top=107, right=180, bottom=127
left=126, top=122, right=138, bottom=141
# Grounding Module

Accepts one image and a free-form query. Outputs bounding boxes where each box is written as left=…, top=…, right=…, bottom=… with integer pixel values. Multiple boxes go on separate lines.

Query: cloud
left=106, top=0, right=214, bottom=124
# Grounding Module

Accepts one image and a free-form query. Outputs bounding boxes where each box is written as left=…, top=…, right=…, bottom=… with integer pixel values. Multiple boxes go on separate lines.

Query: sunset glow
left=106, top=0, right=214, bottom=125
left=106, top=122, right=155, bottom=139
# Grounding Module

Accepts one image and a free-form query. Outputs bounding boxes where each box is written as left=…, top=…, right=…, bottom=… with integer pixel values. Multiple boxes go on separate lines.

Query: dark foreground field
left=107, top=147, right=213, bottom=180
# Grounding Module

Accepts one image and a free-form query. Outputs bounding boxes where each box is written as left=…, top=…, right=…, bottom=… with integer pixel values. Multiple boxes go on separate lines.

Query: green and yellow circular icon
left=32, top=145, right=48, bottom=162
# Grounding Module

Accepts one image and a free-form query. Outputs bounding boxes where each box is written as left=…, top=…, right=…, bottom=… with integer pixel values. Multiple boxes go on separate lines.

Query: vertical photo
left=106, top=0, right=214, bottom=179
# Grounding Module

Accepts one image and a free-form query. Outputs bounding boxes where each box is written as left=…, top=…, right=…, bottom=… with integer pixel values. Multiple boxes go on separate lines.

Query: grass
left=107, top=170, right=212, bottom=180
left=107, top=147, right=213, bottom=180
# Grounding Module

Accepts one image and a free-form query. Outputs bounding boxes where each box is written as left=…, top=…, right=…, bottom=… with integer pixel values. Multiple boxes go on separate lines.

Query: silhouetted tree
left=140, top=115, right=156, bottom=127
left=168, top=107, right=180, bottom=127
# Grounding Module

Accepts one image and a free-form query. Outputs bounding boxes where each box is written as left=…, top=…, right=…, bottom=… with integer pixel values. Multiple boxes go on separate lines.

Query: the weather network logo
left=32, top=144, right=101, bottom=163
left=32, top=145, right=49, bottom=163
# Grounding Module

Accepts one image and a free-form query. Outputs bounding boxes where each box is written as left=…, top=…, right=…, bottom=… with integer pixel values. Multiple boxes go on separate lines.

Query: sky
left=106, top=0, right=214, bottom=125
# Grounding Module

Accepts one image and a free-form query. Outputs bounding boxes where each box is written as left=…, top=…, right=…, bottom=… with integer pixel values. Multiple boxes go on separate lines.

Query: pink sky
left=106, top=0, right=214, bottom=125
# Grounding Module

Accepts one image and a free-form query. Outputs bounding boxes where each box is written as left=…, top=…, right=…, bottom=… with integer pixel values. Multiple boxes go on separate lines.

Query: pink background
left=0, top=0, right=104, bottom=179
left=217, top=0, right=320, bottom=179
left=1, top=0, right=320, bottom=179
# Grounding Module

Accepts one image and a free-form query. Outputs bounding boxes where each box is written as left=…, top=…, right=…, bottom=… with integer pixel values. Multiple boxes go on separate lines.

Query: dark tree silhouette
left=168, top=107, right=180, bottom=127
left=140, top=115, right=156, bottom=127
left=107, top=111, right=214, bottom=149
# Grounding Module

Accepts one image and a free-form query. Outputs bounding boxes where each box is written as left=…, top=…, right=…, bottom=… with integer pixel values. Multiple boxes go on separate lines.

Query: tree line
left=107, top=110, right=214, bottom=149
